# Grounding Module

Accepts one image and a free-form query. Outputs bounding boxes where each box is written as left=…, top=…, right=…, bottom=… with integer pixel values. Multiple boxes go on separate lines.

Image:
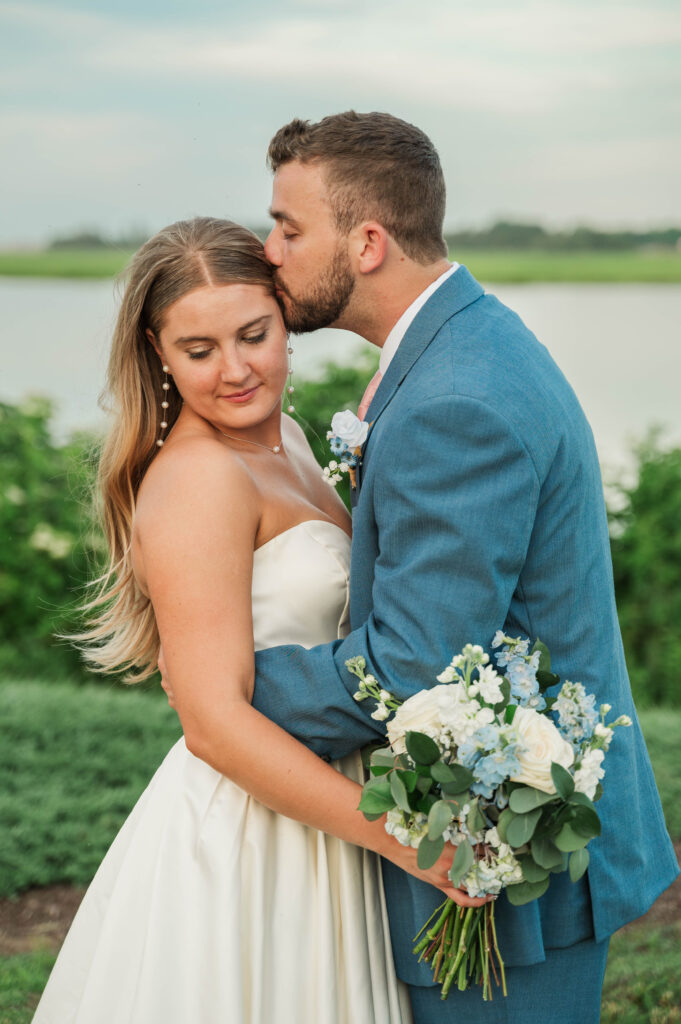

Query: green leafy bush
left=0, top=679, right=181, bottom=897
left=0, top=398, right=103, bottom=681
left=609, top=439, right=681, bottom=707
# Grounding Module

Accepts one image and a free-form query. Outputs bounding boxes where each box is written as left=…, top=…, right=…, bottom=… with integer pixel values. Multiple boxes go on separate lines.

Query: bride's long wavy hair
left=75, top=217, right=275, bottom=681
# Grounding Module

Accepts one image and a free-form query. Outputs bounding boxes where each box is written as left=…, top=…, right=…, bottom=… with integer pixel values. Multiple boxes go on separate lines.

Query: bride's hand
left=380, top=837, right=492, bottom=909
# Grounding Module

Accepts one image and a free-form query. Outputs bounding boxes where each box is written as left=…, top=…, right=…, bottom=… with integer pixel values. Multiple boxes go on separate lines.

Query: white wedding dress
left=33, top=520, right=411, bottom=1024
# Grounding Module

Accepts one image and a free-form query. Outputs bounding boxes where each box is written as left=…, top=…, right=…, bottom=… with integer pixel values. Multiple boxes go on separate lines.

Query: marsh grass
left=1, top=248, right=680, bottom=282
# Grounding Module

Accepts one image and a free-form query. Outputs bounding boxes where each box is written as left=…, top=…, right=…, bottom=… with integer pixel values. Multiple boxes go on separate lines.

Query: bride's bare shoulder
left=135, top=433, right=258, bottom=529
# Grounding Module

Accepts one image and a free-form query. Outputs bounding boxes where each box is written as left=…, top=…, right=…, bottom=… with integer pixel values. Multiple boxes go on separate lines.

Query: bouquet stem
left=413, top=900, right=506, bottom=1001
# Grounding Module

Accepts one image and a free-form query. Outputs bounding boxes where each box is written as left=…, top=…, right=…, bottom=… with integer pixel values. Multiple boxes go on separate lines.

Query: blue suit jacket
left=253, top=267, right=678, bottom=984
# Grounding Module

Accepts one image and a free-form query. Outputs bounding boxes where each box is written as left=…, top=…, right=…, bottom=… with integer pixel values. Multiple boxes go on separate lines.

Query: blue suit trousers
left=408, top=936, right=610, bottom=1024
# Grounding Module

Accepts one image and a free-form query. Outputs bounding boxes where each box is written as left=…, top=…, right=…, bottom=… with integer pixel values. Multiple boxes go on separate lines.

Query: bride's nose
left=217, top=345, right=254, bottom=385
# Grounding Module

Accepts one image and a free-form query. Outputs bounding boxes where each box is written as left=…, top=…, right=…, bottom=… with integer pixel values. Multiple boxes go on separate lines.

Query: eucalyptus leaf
left=506, top=807, right=542, bottom=847
left=518, top=855, right=550, bottom=883
left=530, top=836, right=564, bottom=870
left=497, top=808, right=516, bottom=844
left=449, top=839, right=474, bottom=888
left=417, top=834, right=445, bottom=871
left=532, top=639, right=551, bottom=673
left=398, top=770, right=419, bottom=793
left=569, top=848, right=590, bottom=882
left=536, top=670, right=561, bottom=691
left=390, top=771, right=411, bottom=812
left=432, top=762, right=475, bottom=790
left=370, top=748, right=398, bottom=769
left=358, top=787, right=394, bottom=816
left=466, top=800, right=487, bottom=836
left=550, top=762, right=575, bottom=801
left=509, top=787, right=556, bottom=814
left=405, top=731, right=440, bottom=766
left=555, top=823, right=591, bottom=852
left=506, top=876, right=550, bottom=906
left=570, top=804, right=601, bottom=838
left=428, top=800, right=454, bottom=840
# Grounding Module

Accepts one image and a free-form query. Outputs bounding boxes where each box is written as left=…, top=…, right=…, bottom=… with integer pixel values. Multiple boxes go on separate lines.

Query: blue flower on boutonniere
left=323, top=410, right=370, bottom=488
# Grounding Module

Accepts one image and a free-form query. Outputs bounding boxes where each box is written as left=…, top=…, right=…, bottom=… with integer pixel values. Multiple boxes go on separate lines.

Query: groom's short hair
left=267, top=111, right=447, bottom=264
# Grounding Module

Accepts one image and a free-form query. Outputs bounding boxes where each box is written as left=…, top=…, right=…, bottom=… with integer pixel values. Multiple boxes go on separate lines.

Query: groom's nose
left=264, top=227, right=282, bottom=267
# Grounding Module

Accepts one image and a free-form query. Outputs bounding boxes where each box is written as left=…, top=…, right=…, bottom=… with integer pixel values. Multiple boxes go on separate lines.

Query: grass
left=458, top=249, right=681, bottom=283
left=602, top=922, right=681, bottom=1024
left=0, top=249, right=134, bottom=280
left=0, top=951, right=55, bottom=1023
left=1, top=247, right=681, bottom=282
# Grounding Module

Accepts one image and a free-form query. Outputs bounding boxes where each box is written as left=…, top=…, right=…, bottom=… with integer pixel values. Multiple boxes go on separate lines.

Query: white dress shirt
left=378, top=263, right=460, bottom=376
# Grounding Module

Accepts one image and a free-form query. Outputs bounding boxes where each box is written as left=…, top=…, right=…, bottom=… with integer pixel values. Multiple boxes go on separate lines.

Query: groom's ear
left=352, top=222, right=389, bottom=276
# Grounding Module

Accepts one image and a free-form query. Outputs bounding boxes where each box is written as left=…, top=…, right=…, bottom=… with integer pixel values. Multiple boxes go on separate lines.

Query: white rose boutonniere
left=330, top=410, right=369, bottom=449
left=323, top=410, right=370, bottom=488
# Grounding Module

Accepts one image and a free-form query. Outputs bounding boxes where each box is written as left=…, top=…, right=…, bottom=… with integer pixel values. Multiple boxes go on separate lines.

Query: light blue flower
left=329, top=436, right=348, bottom=456
left=471, top=748, right=522, bottom=799
left=506, top=656, right=540, bottom=705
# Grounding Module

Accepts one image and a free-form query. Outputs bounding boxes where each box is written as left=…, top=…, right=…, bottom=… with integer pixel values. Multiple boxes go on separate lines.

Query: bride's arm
left=138, top=439, right=482, bottom=907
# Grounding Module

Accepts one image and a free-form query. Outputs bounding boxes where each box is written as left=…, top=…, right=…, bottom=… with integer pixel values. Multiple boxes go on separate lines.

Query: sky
left=1, top=0, right=680, bottom=246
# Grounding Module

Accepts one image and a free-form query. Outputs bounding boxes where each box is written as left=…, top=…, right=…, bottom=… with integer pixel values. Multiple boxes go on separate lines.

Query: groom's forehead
left=269, top=160, right=333, bottom=221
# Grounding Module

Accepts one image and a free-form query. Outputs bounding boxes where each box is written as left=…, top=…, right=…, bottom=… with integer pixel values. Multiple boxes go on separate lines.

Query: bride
left=32, top=217, right=474, bottom=1023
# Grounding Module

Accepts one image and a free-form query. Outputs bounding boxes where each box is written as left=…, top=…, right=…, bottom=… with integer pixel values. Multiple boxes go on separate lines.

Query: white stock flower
left=476, top=665, right=504, bottom=704
left=331, top=410, right=369, bottom=447
left=510, top=707, right=574, bottom=793
left=371, top=703, right=391, bottom=722
left=573, top=748, right=605, bottom=799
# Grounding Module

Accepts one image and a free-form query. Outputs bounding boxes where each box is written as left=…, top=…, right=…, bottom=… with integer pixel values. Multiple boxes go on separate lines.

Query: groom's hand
left=158, top=646, right=176, bottom=708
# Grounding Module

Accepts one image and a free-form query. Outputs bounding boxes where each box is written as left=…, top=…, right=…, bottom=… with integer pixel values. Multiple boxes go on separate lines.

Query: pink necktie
left=358, top=369, right=383, bottom=421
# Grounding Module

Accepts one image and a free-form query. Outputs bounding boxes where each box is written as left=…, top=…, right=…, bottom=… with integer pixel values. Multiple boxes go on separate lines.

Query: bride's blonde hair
left=76, top=217, right=275, bottom=681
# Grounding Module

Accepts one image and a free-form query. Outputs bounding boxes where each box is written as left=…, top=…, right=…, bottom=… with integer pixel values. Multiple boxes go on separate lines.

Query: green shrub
left=0, top=398, right=103, bottom=682
left=609, top=439, right=681, bottom=707
left=0, top=679, right=181, bottom=897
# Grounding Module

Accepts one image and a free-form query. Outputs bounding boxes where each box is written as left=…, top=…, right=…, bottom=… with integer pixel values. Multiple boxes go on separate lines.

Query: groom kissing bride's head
left=263, top=111, right=452, bottom=343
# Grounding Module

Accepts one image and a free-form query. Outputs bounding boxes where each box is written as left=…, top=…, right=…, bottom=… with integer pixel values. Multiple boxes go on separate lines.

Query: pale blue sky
left=1, top=0, right=679, bottom=245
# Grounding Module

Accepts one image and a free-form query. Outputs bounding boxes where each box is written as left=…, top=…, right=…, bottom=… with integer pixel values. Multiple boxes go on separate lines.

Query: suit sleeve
left=252, top=394, right=541, bottom=760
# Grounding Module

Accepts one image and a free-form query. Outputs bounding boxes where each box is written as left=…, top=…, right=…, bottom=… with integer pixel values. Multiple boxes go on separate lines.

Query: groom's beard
left=275, top=243, right=355, bottom=334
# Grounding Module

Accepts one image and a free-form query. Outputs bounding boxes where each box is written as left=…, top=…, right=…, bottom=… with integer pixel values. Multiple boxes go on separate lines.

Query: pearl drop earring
left=285, top=339, right=295, bottom=415
left=157, top=365, right=171, bottom=448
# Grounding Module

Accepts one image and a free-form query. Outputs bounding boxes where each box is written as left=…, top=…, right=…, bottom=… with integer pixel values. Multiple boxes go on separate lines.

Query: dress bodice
left=251, top=520, right=351, bottom=651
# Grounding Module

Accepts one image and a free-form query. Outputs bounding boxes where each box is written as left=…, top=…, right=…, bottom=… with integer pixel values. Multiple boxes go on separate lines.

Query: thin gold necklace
left=218, top=429, right=283, bottom=455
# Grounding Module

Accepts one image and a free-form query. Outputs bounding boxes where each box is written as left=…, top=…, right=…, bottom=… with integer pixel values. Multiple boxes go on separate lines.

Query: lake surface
left=1, top=277, right=680, bottom=475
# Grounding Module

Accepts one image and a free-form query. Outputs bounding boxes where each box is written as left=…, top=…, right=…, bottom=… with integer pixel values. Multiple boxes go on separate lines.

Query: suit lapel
left=364, top=265, right=484, bottom=429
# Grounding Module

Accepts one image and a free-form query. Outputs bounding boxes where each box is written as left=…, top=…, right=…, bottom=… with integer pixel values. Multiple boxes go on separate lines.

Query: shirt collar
left=379, top=263, right=460, bottom=376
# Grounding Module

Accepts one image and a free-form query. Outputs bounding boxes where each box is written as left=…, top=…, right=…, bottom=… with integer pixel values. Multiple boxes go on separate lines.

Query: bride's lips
left=221, top=384, right=261, bottom=404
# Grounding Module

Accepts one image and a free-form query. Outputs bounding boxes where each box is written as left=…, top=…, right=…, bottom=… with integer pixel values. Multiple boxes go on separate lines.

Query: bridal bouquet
left=348, top=635, right=631, bottom=1001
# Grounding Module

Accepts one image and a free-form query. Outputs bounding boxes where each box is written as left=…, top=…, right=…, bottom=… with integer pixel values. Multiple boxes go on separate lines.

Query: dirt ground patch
left=1, top=844, right=679, bottom=956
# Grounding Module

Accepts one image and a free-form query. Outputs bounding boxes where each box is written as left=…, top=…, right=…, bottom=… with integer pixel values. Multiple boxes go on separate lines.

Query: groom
left=190, top=111, right=676, bottom=1021
left=251, top=111, right=678, bottom=1021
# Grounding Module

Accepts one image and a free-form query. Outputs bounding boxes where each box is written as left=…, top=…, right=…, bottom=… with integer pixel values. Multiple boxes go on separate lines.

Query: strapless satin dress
left=33, top=521, right=411, bottom=1024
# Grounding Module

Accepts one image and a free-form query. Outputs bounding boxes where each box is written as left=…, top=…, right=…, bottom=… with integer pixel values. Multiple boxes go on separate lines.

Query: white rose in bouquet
left=330, top=410, right=369, bottom=448
left=510, top=706, right=574, bottom=793
left=386, top=685, right=453, bottom=754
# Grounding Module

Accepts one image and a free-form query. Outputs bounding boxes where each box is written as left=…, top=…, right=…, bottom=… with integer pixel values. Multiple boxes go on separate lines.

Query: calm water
left=1, top=278, right=680, bottom=474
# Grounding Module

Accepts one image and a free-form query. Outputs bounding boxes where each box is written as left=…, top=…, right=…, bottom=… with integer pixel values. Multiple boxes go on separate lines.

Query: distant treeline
left=48, top=221, right=681, bottom=253
left=444, top=221, right=681, bottom=252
